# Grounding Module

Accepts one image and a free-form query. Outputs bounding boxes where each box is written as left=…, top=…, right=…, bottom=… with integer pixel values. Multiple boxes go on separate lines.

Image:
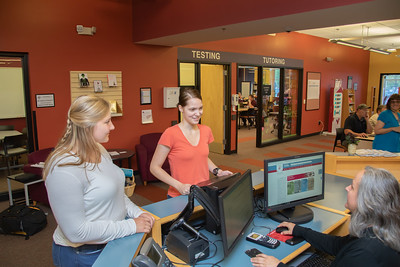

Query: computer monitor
left=197, top=172, right=241, bottom=234
left=218, top=169, right=254, bottom=257
left=264, top=152, right=325, bottom=224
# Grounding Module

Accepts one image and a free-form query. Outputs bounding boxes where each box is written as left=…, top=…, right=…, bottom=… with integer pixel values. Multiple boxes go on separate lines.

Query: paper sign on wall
left=163, top=87, right=180, bottom=108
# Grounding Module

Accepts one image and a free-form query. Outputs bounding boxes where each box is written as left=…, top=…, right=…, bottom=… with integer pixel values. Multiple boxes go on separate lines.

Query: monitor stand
left=268, top=205, right=313, bottom=224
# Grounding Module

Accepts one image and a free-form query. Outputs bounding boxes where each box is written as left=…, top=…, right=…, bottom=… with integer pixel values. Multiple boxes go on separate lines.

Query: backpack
left=0, top=205, right=47, bottom=240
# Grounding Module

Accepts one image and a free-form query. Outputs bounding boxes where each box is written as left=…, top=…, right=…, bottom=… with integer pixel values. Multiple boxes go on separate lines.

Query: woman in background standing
left=372, top=93, right=400, bottom=152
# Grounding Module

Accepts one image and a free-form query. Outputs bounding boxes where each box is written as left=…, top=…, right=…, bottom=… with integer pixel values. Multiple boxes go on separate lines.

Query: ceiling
left=297, top=19, right=400, bottom=51
left=138, top=0, right=400, bottom=50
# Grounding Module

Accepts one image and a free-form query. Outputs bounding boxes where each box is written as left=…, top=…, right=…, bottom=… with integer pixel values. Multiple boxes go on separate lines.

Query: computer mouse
left=275, top=226, right=289, bottom=234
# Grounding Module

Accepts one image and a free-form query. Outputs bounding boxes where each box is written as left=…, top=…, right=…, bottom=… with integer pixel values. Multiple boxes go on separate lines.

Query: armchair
left=135, top=133, right=170, bottom=186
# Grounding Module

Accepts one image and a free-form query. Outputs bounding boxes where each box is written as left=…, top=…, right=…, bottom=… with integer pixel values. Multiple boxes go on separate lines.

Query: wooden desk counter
left=325, top=152, right=400, bottom=180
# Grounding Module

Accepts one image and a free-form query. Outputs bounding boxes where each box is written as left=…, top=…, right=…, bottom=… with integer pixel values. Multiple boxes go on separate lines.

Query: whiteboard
left=0, top=68, right=26, bottom=119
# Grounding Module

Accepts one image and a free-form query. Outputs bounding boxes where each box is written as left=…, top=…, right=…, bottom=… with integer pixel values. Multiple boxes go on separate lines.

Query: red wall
left=0, top=0, right=370, bottom=162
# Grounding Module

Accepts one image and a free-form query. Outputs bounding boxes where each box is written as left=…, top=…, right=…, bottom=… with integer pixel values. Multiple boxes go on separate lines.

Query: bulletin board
left=306, top=72, right=321, bottom=110
left=70, top=71, right=123, bottom=116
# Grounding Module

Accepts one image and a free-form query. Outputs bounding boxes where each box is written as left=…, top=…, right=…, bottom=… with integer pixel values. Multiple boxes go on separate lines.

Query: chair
left=0, top=135, right=29, bottom=175
left=22, top=148, right=54, bottom=206
left=333, top=128, right=347, bottom=152
left=135, top=133, right=170, bottom=186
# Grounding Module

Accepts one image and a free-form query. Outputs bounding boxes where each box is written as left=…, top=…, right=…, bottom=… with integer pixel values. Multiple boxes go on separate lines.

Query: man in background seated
left=241, top=95, right=257, bottom=127
left=369, top=104, right=386, bottom=131
left=250, top=166, right=400, bottom=267
left=342, top=104, right=372, bottom=145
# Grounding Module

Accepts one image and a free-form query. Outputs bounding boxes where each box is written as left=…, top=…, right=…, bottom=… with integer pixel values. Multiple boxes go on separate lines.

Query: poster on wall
left=79, top=73, right=90, bottom=87
left=306, top=72, right=321, bottom=110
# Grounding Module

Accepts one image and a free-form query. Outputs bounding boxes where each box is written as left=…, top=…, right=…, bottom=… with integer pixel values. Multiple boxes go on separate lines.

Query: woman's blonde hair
left=43, top=95, right=111, bottom=179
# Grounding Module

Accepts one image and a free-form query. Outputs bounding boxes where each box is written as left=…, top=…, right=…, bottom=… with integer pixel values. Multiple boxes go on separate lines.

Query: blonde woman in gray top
left=44, top=96, right=154, bottom=267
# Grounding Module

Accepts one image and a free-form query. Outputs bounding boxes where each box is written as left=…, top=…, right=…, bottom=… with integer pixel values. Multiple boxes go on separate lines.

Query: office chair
left=333, top=128, right=347, bottom=152
left=0, top=134, right=29, bottom=175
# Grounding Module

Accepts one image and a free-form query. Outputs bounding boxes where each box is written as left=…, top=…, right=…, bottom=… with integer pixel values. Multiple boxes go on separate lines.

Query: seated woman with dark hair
left=251, top=166, right=400, bottom=267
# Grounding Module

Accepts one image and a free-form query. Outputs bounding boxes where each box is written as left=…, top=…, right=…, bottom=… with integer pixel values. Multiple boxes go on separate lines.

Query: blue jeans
left=52, top=242, right=105, bottom=267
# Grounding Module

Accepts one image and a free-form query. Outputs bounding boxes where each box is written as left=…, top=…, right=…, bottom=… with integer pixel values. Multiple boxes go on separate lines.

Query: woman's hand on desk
left=251, top=254, right=280, bottom=267
left=277, top=221, right=295, bottom=235
left=217, top=170, right=233, bottom=177
left=134, top=213, right=155, bottom=233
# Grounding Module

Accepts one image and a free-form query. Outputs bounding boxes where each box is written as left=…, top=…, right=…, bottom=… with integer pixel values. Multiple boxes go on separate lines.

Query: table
left=0, top=130, right=22, bottom=141
left=356, top=135, right=374, bottom=149
left=7, top=173, right=43, bottom=206
left=107, top=149, right=135, bottom=169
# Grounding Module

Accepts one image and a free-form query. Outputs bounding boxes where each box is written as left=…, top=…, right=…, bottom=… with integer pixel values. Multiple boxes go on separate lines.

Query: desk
left=107, top=149, right=135, bottom=169
left=0, top=130, right=22, bottom=141
left=356, top=135, right=374, bottom=149
left=94, top=172, right=351, bottom=266
left=325, top=152, right=400, bottom=180
left=93, top=233, right=146, bottom=267
left=196, top=208, right=347, bottom=266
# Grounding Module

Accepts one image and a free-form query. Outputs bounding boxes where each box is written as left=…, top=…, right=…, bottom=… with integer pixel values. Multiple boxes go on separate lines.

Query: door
left=200, top=64, right=225, bottom=154
left=260, top=67, right=280, bottom=144
left=282, top=69, right=300, bottom=139
left=259, top=68, right=301, bottom=146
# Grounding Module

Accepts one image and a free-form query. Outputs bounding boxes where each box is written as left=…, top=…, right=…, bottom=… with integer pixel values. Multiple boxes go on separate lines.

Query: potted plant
left=345, top=134, right=359, bottom=155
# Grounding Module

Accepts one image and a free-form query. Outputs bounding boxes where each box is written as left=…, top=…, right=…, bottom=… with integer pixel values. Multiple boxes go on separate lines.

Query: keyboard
left=297, top=250, right=334, bottom=267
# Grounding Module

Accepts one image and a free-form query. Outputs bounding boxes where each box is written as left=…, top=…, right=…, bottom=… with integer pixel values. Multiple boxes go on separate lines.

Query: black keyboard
left=297, top=251, right=334, bottom=267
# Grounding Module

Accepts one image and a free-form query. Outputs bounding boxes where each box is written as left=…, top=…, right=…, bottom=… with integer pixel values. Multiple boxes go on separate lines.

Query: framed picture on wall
left=306, top=72, right=321, bottom=110
left=36, top=94, right=55, bottom=108
left=140, top=87, right=152, bottom=105
left=347, top=76, right=353, bottom=89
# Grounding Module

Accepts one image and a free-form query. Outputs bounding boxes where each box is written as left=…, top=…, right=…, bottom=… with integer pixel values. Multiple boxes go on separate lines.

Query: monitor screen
left=218, top=169, right=254, bottom=257
left=264, top=152, right=325, bottom=224
left=198, top=172, right=241, bottom=234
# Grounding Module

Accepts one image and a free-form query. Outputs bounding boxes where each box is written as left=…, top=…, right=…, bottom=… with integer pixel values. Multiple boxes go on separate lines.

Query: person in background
left=372, top=93, right=400, bottom=152
left=241, top=94, right=258, bottom=127
left=44, top=96, right=154, bottom=267
left=150, top=87, right=232, bottom=197
left=251, top=166, right=400, bottom=267
left=342, top=104, right=372, bottom=145
left=369, top=104, right=386, bottom=130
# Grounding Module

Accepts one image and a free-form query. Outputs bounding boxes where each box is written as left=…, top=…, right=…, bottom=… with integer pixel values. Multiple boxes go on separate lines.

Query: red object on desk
left=267, top=230, right=293, bottom=242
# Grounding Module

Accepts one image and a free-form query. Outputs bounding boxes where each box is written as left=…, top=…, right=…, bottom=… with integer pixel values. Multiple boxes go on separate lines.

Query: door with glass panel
left=282, top=69, right=299, bottom=139
left=259, top=68, right=300, bottom=146
left=178, top=62, right=226, bottom=155
left=260, top=67, right=281, bottom=144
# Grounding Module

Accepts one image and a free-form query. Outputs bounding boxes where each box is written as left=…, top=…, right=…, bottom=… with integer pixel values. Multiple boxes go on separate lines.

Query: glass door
left=283, top=69, right=299, bottom=139
left=259, top=68, right=301, bottom=146
left=260, top=68, right=280, bottom=144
